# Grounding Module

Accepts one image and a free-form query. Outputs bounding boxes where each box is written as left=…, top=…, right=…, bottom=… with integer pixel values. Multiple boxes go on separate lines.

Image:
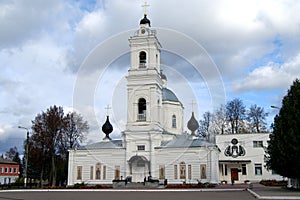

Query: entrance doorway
left=128, top=155, right=150, bottom=182
left=231, top=168, right=239, bottom=181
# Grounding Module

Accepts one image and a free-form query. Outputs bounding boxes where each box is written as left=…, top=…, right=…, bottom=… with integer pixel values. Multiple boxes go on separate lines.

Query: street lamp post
left=18, top=126, right=29, bottom=188
left=270, top=105, right=280, bottom=109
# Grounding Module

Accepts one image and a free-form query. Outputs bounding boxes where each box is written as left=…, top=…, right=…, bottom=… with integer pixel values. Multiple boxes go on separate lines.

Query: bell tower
left=125, top=13, right=163, bottom=132
left=123, top=10, right=164, bottom=181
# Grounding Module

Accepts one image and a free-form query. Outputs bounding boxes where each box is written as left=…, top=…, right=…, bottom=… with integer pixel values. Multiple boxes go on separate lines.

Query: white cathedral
left=67, top=13, right=219, bottom=186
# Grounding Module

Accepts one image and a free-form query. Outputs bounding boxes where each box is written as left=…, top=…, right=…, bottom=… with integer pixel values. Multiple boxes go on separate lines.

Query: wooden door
left=231, top=168, right=239, bottom=181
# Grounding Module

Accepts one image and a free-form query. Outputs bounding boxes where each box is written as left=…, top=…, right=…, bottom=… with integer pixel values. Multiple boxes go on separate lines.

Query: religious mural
left=224, top=138, right=246, bottom=158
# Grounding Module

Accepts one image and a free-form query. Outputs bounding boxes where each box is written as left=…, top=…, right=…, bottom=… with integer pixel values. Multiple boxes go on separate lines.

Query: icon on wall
left=224, top=138, right=246, bottom=158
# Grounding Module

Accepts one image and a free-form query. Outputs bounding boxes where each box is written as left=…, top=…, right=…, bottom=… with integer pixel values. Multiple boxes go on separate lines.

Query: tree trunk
left=39, top=165, right=43, bottom=188
left=51, top=154, right=56, bottom=186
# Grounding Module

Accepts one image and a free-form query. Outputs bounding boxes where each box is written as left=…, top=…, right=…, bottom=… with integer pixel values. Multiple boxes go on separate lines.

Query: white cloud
left=1, top=0, right=300, bottom=153
left=234, top=53, right=300, bottom=91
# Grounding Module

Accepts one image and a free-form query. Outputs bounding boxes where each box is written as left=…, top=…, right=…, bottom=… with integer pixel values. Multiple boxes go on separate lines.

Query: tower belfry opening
left=139, top=51, right=146, bottom=68
left=138, top=98, right=146, bottom=121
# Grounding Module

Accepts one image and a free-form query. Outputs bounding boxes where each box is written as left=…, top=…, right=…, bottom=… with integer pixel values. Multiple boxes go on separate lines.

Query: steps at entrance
left=113, top=181, right=161, bottom=189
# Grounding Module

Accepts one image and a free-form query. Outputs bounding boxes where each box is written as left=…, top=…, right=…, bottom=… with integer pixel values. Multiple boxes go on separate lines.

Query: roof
left=0, top=157, right=18, bottom=165
left=219, top=160, right=251, bottom=164
left=78, top=140, right=123, bottom=150
left=159, top=133, right=216, bottom=148
left=162, top=88, right=180, bottom=103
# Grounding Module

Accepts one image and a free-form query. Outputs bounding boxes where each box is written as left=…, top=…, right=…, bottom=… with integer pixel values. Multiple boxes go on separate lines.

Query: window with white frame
left=253, top=141, right=263, bottom=148
left=255, top=164, right=262, bottom=175
left=115, top=166, right=120, bottom=180
left=159, top=165, right=165, bottom=180
left=172, top=115, right=176, bottom=128
left=242, top=164, right=247, bottom=175
left=90, top=166, right=93, bottom=180
left=174, top=165, right=178, bottom=179
left=137, top=145, right=145, bottom=151
left=103, top=165, right=106, bottom=180
left=77, top=166, right=82, bottom=180
left=188, top=165, right=192, bottom=180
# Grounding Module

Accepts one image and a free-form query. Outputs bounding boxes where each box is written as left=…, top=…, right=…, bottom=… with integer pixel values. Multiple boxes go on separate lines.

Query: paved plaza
left=0, top=184, right=300, bottom=200
left=0, top=190, right=255, bottom=200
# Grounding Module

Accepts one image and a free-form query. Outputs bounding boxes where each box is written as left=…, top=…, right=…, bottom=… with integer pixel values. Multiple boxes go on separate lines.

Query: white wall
left=216, top=133, right=284, bottom=183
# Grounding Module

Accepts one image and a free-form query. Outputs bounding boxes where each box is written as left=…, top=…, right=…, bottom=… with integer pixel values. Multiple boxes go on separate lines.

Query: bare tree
left=30, top=106, right=89, bottom=186
left=212, top=104, right=227, bottom=134
left=226, top=98, right=246, bottom=134
left=32, top=105, right=65, bottom=186
left=247, top=104, right=268, bottom=133
left=198, top=111, right=212, bottom=138
left=63, top=112, right=89, bottom=151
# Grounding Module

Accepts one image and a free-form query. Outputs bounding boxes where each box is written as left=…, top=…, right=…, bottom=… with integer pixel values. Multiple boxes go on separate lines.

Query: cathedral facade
left=67, top=14, right=219, bottom=186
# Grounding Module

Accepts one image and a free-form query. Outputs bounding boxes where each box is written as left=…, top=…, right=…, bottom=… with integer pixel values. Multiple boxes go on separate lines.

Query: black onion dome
left=140, top=14, right=151, bottom=26
left=102, top=116, right=113, bottom=139
left=187, top=112, right=199, bottom=136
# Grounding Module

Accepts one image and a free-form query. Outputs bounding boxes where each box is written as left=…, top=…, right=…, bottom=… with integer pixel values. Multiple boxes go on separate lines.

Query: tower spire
left=190, top=100, right=196, bottom=112
left=141, top=2, right=150, bottom=16
left=105, top=104, right=112, bottom=117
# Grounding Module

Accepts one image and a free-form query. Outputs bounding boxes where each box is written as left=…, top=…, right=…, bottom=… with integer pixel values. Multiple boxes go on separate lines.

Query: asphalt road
left=0, top=190, right=255, bottom=200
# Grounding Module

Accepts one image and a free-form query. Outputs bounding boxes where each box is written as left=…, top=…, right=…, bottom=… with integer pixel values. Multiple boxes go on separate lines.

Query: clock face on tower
left=141, top=29, right=146, bottom=34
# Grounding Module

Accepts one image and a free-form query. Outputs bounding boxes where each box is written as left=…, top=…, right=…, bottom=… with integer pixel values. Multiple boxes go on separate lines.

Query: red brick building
left=0, top=157, right=20, bottom=184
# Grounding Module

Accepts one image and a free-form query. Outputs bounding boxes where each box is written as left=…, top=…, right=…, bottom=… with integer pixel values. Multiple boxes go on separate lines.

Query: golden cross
left=190, top=100, right=197, bottom=112
left=105, top=104, right=112, bottom=116
left=141, top=2, right=150, bottom=15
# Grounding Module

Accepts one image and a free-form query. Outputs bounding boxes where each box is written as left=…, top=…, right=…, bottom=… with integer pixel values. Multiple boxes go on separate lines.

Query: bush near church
left=260, top=180, right=287, bottom=187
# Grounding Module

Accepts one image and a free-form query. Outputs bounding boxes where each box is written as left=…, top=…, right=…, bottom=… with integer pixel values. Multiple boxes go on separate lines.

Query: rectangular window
left=5, top=168, right=8, bottom=173
left=253, top=141, right=263, bottom=148
left=242, top=164, right=247, bottom=175
left=0, top=167, right=2, bottom=173
left=115, top=166, right=120, bottom=180
left=90, top=166, right=93, bottom=180
left=9, top=168, right=12, bottom=173
left=137, top=145, right=145, bottom=151
left=188, top=165, right=192, bottom=180
left=200, top=164, right=206, bottom=179
left=174, top=165, right=178, bottom=179
left=77, top=166, right=82, bottom=180
left=14, top=168, right=17, bottom=173
left=172, top=115, right=177, bottom=128
left=103, top=165, right=106, bottom=180
left=255, top=164, right=262, bottom=175
left=159, top=165, right=165, bottom=180
left=224, top=164, right=228, bottom=176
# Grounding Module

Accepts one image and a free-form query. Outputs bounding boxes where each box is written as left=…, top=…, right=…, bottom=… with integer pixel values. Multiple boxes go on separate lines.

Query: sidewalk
left=216, top=183, right=300, bottom=199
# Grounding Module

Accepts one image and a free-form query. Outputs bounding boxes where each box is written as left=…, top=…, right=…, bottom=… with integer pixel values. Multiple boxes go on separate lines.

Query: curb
left=0, top=188, right=244, bottom=193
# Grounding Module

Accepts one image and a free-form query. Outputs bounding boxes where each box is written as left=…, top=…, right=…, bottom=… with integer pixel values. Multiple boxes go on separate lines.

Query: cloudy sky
left=1, top=0, right=300, bottom=155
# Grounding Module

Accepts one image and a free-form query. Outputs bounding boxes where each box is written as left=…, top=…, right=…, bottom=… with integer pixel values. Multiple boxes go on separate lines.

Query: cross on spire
left=141, top=2, right=150, bottom=15
left=190, top=100, right=197, bottom=112
left=105, top=104, right=112, bottom=116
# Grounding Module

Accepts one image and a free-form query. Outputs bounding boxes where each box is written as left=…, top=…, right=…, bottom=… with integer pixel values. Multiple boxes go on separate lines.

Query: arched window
left=138, top=98, right=146, bottom=121
left=139, top=51, right=146, bottom=68
left=172, top=114, right=176, bottom=128
left=96, top=163, right=101, bottom=180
